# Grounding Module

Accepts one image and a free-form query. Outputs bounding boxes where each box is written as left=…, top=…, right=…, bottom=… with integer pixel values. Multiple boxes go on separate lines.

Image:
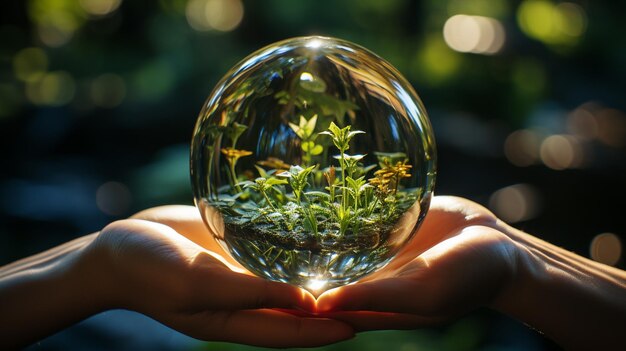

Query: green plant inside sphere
left=191, top=36, right=436, bottom=295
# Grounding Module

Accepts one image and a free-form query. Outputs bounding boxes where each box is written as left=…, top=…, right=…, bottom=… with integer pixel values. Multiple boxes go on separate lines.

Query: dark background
left=1, top=0, right=624, bottom=350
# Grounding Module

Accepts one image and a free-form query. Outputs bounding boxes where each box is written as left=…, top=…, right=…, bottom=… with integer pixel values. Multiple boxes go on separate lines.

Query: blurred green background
left=1, top=0, right=625, bottom=350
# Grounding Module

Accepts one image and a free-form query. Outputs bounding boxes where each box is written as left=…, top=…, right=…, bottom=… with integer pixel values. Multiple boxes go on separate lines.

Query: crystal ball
left=191, top=36, right=436, bottom=294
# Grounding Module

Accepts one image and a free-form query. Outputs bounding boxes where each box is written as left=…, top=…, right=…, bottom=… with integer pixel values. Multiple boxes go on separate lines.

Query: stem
left=261, top=189, right=278, bottom=212
left=394, top=175, right=400, bottom=195
left=302, top=141, right=311, bottom=166
left=368, top=196, right=379, bottom=217
left=340, top=149, right=347, bottom=213
left=295, top=190, right=301, bottom=206
left=228, top=159, right=243, bottom=193
left=307, top=207, right=318, bottom=238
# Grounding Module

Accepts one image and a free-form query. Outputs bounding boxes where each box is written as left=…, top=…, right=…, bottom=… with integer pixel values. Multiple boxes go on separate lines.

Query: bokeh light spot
left=517, top=0, right=587, bottom=46
left=25, top=71, right=76, bottom=106
left=79, top=0, right=122, bottom=16
left=539, top=134, right=584, bottom=170
left=37, top=23, right=73, bottom=47
left=556, top=3, right=587, bottom=37
left=567, top=105, right=599, bottom=140
left=186, top=0, right=244, bottom=32
left=504, top=129, right=542, bottom=167
left=413, top=35, right=461, bottom=85
left=13, top=47, right=48, bottom=82
left=443, top=15, right=505, bottom=54
left=590, top=233, right=622, bottom=266
left=489, top=183, right=541, bottom=223
left=595, top=108, right=626, bottom=148
left=28, top=0, right=87, bottom=47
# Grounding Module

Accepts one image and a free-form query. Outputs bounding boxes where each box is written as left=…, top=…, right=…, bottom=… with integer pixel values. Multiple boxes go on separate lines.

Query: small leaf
left=289, top=122, right=305, bottom=139
left=226, top=122, right=248, bottom=142
left=299, top=115, right=308, bottom=129
left=305, top=114, right=318, bottom=136
left=343, top=153, right=366, bottom=161
left=277, top=170, right=292, bottom=178
left=305, top=191, right=331, bottom=200
left=310, top=144, right=323, bottom=155
left=347, top=130, right=365, bottom=139
left=301, top=141, right=316, bottom=152
left=265, top=177, right=289, bottom=186
left=238, top=180, right=256, bottom=189
left=255, top=165, right=268, bottom=178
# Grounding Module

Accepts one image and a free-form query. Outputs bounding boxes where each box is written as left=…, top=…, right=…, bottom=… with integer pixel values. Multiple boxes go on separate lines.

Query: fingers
left=316, top=278, right=420, bottom=314
left=380, top=196, right=499, bottom=273
left=166, top=309, right=354, bottom=348
left=131, top=205, right=241, bottom=268
left=316, top=311, right=443, bottom=331
left=190, top=257, right=316, bottom=312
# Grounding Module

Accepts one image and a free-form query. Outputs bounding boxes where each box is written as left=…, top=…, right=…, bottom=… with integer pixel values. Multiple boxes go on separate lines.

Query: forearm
left=494, top=225, right=626, bottom=350
left=0, top=234, right=108, bottom=349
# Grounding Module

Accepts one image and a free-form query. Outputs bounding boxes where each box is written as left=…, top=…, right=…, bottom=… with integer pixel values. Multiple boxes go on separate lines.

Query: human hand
left=82, top=205, right=354, bottom=348
left=0, top=205, right=354, bottom=349
left=315, top=195, right=626, bottom=350
left=315, top=196, right=519, bottom=331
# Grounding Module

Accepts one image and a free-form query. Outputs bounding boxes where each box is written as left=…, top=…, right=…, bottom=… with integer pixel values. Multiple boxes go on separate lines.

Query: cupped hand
left=316, top=196, right=520, bottom=331
left=84, top=206, right=353, bottom=348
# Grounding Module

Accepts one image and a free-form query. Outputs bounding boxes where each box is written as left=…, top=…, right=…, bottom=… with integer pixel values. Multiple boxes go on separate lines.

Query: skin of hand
left=0, top=206, right=354, bottom=349
left=316, top=196, right=626, bottom=350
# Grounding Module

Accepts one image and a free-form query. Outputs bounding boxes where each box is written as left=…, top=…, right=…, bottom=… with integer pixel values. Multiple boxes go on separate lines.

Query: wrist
left=487, top=225, right=626, bottom=350
left=71, top=236, right=120, bottom=312
left=0, top=234, right=108, bottom=348
left=81, top=228, right=135, bottom=311
left=487, top=236, right=537, bottom=314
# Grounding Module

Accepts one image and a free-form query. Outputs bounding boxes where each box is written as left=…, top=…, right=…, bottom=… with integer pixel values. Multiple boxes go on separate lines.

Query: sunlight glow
left=306, top=278, right=327, bottom=293
left=300, top=72, right=313, bottom=82
left=305, top=38, right=324, bottom=49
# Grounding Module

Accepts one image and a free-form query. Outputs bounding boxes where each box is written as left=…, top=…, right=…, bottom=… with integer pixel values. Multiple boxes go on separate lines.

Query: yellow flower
left=324, top=165, right=336, bottom=186
left=221, top=147, right=252, bottom=158
left=370, top=159, right=412, bottom=196
left=221, top=148, right=252, bottom=163
left=257, top=157, right=290, bottom=171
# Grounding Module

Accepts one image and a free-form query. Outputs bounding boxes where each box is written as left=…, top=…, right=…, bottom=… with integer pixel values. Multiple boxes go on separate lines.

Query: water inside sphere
left=191, top=36, right=436, bottom=295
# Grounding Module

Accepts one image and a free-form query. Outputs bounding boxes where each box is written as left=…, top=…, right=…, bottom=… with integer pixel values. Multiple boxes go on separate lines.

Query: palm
left=90, top=206, right=353, bottom=347
left=316, top=196, right=518, bottom=330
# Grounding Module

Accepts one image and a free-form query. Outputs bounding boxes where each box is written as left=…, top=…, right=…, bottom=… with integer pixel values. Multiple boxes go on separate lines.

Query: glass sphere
left=191, top=36, right=436, bottom=295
